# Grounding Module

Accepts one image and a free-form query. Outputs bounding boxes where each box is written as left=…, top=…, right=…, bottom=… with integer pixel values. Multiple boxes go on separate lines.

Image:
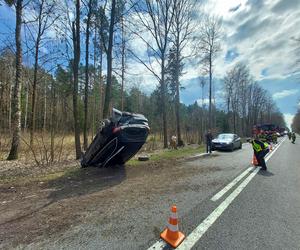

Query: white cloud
left=272, top=89, right=299, bottom=100
left=202, top=0, right=300, bottom=80
left=284, top=113, right=294, bottom=130
left=197, top=98, right=210, bottom=106
left=202, top=0, right=249, bottom=20
left=196, top=98, right=220, bottom=106
left=126, top=0, right=300, bottom=94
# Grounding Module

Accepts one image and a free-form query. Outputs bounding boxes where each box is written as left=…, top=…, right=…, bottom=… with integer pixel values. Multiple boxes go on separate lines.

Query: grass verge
left=1, top=145, right=205, bottom=185
left=128, top=145, right=205, bottom=166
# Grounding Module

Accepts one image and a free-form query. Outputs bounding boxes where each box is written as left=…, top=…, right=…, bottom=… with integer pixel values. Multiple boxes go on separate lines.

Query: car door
left=234, top=134, right=240, bottom=148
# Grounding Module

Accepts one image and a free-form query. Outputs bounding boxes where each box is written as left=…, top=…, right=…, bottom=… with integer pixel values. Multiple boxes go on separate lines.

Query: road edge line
left=176, top=137, right=286, bottom=249
left=210, top=167, right=253, bottom=202
left=176, top=167, right=260, bottom=250
left=211, top=137, right=285, bottom=202
left=147, top=137, right=286, bottom=250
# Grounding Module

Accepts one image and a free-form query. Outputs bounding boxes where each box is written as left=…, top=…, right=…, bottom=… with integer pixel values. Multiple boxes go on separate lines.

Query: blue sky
left=197, top=0, right=300, bottom=129
left=1, top=0, right=300, bottom=128
left=177, top=0, right=300, bottom=129
left=124, top=0, right=300, bottom=129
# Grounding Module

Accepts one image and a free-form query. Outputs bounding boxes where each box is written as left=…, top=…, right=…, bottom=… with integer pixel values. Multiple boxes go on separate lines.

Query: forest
left=0, top=0, right=286, bottom=165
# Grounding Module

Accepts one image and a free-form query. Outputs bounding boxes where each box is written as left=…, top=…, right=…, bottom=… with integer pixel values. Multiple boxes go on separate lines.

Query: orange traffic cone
left=252, top=154, right=258, bottom=166
left=160, top=205, right=185, bottom=248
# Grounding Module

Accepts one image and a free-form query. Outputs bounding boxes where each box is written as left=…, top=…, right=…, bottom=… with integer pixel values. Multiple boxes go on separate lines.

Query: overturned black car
left=81, top=108, right=150, bottom=168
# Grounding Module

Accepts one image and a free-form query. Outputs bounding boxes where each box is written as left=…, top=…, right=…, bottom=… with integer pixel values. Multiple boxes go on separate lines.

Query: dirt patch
left=0, top=154, right=220, bottom=249
left=0, top=159, right=79, bottom=184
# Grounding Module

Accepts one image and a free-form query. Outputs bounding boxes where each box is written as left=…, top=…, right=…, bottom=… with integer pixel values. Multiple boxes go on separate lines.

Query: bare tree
left=291, top=109, right=300, bottom=133
left=83, top=0, right=93, bottom=150
left=102, top=0, right=117, bottom=118
left=170, top=0, right=195, bottom=146
left=223, top=63, right=251, bottom=134
left=200, top=77, right=206, bottom=141
left=198, top=16, right=222, bottom=130
left=50, top=78, right=56, bottom=162
left=6, top=0, right=23, bottom=160
left=120, top=15, right=126, bottom=110
left=72, top=0, right=82, bottom=159
left=25, top=0, right=57, bottom=146
left=94, top=4, right=108, bottom=120
left=129, top=0, right=176, bottom=148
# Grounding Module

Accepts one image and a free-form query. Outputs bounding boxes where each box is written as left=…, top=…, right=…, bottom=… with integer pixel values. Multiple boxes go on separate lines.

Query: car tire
left=138, top=155, right=150, bottom=161
left=230, top=143, right=234, bottom=152
left=239, top=143, right=242, bottom=149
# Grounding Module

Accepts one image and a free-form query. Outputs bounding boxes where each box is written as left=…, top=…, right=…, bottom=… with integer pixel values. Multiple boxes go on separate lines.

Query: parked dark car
left=211, top=133, right=242, bottom=151
left=81, top=108, right=150, bottom=168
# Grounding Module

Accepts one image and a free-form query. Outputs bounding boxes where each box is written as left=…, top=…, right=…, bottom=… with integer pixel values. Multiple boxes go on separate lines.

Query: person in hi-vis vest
left=248, top=136, right=269, bottom=171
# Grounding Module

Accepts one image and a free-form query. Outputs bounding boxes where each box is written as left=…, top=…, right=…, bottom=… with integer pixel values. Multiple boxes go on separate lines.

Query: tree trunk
left=161, top=57, right=168, bottom=148
left=8, top=80, right=12, bottom=133
left=121, top=16, right=125, bottom=110
left=7, top=0, right=23, bottom=160
left=99, top=48, right=103, bottom=120
left=83, top=0, right=92, bottom=150
left=72, top=0, right=82, bottom=159
left=233, top=111, right=236, bottom=133
left=175, top=46, right=183, bottom=146
left=92, top=25, right=97, bottom=138
left=24, top=80, right=29, bottom=131
left=43, top=80, right=47, bottom=132
left=50, top=80, right=56, bottom=162
left=29, top=2, right=43, bottom=146
left=208, top=51, right=212, bottom=130
left=201, top=83, right=205, bottom=141
left=30, top=41, right=39, bottom=146
left=102, top=0, right=116, bottom=118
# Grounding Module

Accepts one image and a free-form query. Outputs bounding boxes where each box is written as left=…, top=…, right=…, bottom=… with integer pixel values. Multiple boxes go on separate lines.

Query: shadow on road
left=47, top=165, right=126, bottom=202
left=258, top=170, right=274, bottom=177
left=0, top=165, right=127, bottom=246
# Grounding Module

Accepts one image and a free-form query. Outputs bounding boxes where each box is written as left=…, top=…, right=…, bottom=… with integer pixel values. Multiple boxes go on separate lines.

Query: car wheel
left=239, top=142, right=242, bottom=149
left=230, top=143, right=234, bottom=152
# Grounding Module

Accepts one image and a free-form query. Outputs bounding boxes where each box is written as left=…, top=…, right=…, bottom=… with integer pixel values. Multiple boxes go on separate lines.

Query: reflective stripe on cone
left=160, top=205, right=185, bottom=248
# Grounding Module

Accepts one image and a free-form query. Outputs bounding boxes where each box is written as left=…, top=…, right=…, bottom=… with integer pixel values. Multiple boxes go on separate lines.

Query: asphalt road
left=19, top=136, right=300, bottom=250
left=194, top=137, right=300, bottom=250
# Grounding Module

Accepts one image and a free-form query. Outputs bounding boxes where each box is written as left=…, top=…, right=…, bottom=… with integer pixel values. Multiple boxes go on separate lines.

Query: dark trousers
left=206, top=142, right=212, bottom=153
left=255, top=148, right=269, bottom=169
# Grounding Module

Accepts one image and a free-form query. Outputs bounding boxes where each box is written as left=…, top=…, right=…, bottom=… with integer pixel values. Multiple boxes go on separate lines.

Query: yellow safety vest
left=252, top=141, right=268, bottom=152
left=252, top=141, right=262, bottom=152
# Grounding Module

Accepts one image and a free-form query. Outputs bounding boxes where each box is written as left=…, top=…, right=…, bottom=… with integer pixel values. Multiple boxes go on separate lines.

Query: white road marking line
left=211, top=167, right=253, bottom=202
left=176, top=167, right=260, bottom=250
left=147, top=137, right=286, bottom=250
left=147, top=239, right=165, bottom=250
left=265, top=138, right=285, bottom=162
left=211, top=138, right=285, bottom=202
left=176, top=138, right=286, bottom=250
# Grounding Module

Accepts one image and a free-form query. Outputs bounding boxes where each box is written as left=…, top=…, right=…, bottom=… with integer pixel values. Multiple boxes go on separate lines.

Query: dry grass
left=129, top=144, right=205, bottom=166
left=0, top=131, right=204, bottom=185
left=0, top=132, right=76, bottom=163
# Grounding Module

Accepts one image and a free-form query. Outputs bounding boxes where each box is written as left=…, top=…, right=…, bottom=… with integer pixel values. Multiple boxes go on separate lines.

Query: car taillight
left=112, top=127, right=121, bottom=133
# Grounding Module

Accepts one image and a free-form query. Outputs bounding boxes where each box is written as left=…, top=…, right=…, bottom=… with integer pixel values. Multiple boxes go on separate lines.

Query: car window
left=217, top=134, right=233, bottom=139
